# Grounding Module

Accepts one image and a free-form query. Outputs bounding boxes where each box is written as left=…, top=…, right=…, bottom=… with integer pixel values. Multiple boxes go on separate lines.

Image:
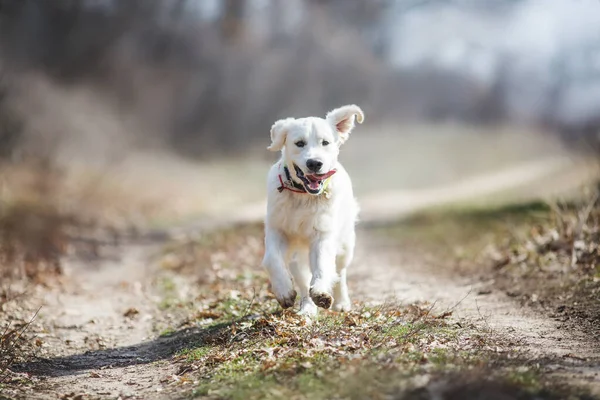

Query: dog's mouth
left=293, top=164, right=336, bottom=194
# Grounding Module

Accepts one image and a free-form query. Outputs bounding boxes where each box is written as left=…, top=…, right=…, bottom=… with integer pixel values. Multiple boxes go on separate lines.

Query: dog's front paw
left=276, top=289, right=297, bottom=309
left=309, top=288, right=333, bottom=310
left=270, top=277, right=297, bottom=309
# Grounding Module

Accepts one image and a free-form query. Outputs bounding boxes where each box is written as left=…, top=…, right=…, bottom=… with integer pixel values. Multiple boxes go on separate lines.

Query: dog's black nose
left=306, top=159, right=323, bottom=173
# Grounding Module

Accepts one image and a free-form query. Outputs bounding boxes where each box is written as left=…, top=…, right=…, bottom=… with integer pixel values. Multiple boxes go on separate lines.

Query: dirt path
left=14, top=240, right=178, bottom=399
left=8, top=157, right=600, bottom=399
left=353, top=234, right=600, bottom=392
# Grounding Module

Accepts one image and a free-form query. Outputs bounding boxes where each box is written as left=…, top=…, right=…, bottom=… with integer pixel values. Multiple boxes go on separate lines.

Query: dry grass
left=0, top=306, right=39, bottom=385
left=0, top=160, right=76, bottom=283
left=483, top=190, right=600, bottom=337
left=0, top=201, right=72, bottom=282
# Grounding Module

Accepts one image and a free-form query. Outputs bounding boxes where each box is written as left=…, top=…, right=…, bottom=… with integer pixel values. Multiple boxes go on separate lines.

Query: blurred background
left=0, top=0, right=599, bottom=230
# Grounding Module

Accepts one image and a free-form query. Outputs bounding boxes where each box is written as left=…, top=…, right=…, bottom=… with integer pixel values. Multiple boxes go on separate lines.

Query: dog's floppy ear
left=268, top=118, right=295, bottom=152
left=326, top=104, right=364, bottom=144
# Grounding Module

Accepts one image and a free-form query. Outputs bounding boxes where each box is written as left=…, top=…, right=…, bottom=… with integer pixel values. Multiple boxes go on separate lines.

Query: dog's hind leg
left=332, top=253, right=352, bottom=312
left=262, top=229, right=296, bottom=309
left=289, top=250, right=318, bottom=318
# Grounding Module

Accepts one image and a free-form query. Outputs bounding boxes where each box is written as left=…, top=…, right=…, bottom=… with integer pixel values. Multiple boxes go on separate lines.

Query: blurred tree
left=0, top=72, right=22, bottom=160
left=0, top=0, right=595, bottom=157
left=221, top=0, right=245, bottom=44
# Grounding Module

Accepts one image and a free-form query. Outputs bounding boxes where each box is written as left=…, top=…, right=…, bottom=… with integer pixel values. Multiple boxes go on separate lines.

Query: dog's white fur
left=262, top=105, right=364, bottom=317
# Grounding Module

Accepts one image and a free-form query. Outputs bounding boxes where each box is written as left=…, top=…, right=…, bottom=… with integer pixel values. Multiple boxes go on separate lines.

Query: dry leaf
left=123, top=307, right=140, bottom=318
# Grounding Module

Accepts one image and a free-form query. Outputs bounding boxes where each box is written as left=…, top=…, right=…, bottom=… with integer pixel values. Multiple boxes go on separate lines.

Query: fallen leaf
left=123, top=308, right=139, bottom=318
left=435, top=311, right=453, bottom=319
left=344, top=315, right=359, bottom=326
left=195, top=310, right=222, bottom=319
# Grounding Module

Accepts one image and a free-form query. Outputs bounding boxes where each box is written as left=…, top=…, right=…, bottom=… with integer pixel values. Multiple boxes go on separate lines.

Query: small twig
left=11, top=306, right=41, bottom=348
left=547, top=199, right=567, bottom=236
left=0, top=306, right=41, bottom=382
left=474, top=299, right=493, bottom=334
left=397, top=301, right=438, bottom=342
left=227, top=290, right=258, bottom=347
left=238, top=288, right=258, bottom=322
left=362, top=299, right=396, bottom=341
left=444, top=287, right=473, bottom=315
left=0, top=321, right=12, bottom=342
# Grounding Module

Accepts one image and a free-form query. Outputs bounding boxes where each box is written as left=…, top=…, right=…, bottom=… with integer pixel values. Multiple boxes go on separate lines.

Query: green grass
left=178, top=346, right=212, bottom=362
left=171, top=303, right=490, bottom=399
left=159, top=327, right=176, bottom=337
left=156, top=276, right=184, bottom=310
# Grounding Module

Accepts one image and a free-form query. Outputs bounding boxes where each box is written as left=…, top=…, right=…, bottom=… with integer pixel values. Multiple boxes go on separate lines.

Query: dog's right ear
left=268, top=118, right=295, bottom=151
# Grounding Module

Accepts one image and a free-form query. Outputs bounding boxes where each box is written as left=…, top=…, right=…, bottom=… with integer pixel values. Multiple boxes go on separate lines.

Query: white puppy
left=262, top=105, right=364, bottom=317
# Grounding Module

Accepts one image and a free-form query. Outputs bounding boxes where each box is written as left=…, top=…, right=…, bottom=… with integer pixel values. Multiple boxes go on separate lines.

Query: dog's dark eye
left=322, top=140, right=330, bottom=146
left=295, top=141, right=306, bottom=148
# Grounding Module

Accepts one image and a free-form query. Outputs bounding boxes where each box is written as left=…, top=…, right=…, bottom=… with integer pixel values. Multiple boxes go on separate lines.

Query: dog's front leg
left=309, top=235, right=338, bottom=309
left=262, top=228, right=297, bottom=309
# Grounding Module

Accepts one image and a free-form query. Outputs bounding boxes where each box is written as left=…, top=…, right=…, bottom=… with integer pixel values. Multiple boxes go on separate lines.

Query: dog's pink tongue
left=311, top=169, right=337, bottom=180
left=316, top=169, right=337, bottom=180
left=308, top=181, right=320, bottom=190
